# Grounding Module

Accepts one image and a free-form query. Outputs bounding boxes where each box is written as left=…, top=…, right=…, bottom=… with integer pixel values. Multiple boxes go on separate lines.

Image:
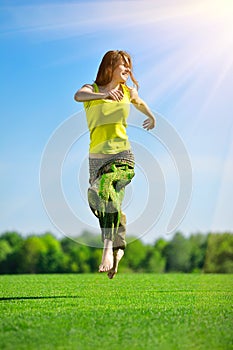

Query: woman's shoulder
left=81, top=83, right=95, bottom=90
left=123, top=85, right=137, bottom=93
left=124, top=85, right=138, bottom=100
left=122, top=84, right=137, bottom=98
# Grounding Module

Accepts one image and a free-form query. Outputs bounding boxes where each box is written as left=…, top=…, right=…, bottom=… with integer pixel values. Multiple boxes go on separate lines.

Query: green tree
left=123, top=237, right=147, bottom=271
left=0, top=231, right=23, bottom=248
left=61, top=237, right=91, bottom=273
left=204, top=233, right=233, bottom=273
left=89, top=248, right=103, bottom=272
left=0, top=231, right=23, bottom=273
left=0, top=240, right=12, bottom=263
left=164, top=232, right=192, bottom=272
left=144, top=238, right=168, bottom=273
left=38, top=233, right=65, bottom=273
left=189, top=233, right=208, bottom=272
left=17, top=235, right=47, bottom=273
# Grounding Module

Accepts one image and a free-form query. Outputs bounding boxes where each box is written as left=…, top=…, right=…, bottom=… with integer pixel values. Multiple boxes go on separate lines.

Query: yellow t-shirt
left=84, top=83, right=131, bottom=154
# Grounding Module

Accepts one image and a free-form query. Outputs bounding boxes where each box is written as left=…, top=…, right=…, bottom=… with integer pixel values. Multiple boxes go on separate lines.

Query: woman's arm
left=74, top=84, right=124, bottom=102
left=130, top=88, right=156, bottom=130
left=74, top=84, right=107, bottom=102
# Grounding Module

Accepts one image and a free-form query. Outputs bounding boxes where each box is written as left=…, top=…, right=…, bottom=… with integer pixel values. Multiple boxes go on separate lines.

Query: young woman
left=74, top=50, right=155, bottom=278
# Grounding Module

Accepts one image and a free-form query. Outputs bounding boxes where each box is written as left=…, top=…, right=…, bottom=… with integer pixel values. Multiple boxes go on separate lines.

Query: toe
left=107, top=269, right=116, bottom=279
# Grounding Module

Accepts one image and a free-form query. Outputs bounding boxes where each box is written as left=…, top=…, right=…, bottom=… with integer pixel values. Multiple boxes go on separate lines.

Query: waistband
left=89, top=150, right=135, bottom=185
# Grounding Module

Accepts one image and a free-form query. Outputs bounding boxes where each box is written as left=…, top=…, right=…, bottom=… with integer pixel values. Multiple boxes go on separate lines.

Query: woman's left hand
left=143, top=117, right=155, bottom=130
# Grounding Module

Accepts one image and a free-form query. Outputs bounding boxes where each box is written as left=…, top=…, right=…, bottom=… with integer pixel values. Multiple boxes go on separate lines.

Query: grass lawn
left=0, top=273, right=232, bottom=350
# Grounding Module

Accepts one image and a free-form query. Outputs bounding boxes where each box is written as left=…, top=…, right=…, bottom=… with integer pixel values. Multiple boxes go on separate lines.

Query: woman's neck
left=101, top=81, right=122, bottom=91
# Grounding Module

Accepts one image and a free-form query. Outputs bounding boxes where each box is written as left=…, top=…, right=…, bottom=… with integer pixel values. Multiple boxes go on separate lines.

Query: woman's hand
left=143, top=117, right=155, bottom=130
left=130, top=88, right=156, bottom=130
left=107, top=89, right=124, bottom=101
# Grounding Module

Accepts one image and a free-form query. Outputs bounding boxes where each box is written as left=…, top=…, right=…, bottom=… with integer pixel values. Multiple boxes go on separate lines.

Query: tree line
left=0, top=231, right=232, bottom=274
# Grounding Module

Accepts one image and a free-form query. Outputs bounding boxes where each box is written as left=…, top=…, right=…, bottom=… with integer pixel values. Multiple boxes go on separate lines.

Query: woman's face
left=112, top=56, right=131, bottom=84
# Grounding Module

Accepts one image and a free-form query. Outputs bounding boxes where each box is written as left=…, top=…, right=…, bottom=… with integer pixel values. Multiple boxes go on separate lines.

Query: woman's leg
left=88, top=162, right=134, bottom=272
left=98, top=195, right=125, bottom=272
left=113, top=211, right=127, bottom=250
left=99, top=238, right=113, bottom=272
left=107, top=249, right=124, bottom=279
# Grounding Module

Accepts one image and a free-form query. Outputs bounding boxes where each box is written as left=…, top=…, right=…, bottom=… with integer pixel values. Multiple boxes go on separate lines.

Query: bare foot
left=107, top=249, right=124, bottom=279
left=99, top=239, right=114, bottom=272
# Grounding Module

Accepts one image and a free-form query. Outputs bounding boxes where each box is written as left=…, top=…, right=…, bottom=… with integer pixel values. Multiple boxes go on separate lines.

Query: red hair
left=94, top=50, right=139, bottom=90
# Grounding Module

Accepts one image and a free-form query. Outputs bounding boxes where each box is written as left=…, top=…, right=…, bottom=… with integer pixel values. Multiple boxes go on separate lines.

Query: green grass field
left=0, top=273, right=232, bottom=350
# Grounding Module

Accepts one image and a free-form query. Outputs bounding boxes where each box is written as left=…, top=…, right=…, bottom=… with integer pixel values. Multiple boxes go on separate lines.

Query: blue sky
left=1, top=0, right=233, bottom=243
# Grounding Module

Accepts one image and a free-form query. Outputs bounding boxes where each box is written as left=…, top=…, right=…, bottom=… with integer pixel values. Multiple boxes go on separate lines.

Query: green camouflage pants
left=88, top=160, right=135, bottom=250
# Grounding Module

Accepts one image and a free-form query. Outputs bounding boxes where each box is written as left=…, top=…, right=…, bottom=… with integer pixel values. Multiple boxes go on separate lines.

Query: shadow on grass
left=0, top=295, right=82, bottom=301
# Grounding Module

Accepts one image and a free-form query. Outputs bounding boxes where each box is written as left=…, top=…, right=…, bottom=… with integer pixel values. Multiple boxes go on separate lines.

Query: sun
left=200, top=0, right=233, bottom=50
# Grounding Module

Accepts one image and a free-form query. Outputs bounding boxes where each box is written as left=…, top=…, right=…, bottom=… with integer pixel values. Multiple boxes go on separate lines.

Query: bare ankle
left=103, top=239, right=113, bottom=249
